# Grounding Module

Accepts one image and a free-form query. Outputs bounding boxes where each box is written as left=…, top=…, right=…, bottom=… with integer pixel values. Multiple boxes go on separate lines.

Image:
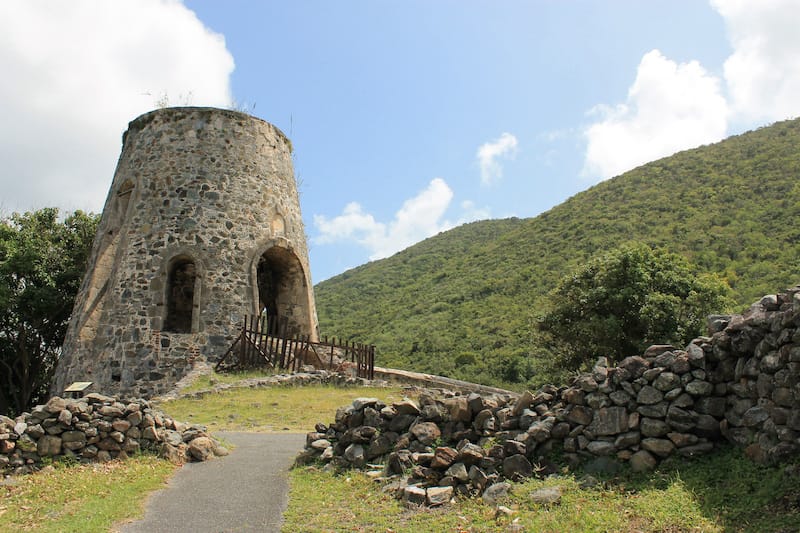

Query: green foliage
left=538, top=243, right=732, bottom=369
left=315, top=117, right=800, bottom=386
left=0, top=208, right=98, bottom=415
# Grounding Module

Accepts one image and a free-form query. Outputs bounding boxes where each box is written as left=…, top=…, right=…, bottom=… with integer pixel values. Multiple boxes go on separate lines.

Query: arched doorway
left=255, top=246, right=311, bottom=337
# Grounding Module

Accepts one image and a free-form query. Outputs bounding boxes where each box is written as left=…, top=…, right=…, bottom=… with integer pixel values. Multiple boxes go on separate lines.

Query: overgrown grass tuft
left=0, top=455, right=175, bottom=532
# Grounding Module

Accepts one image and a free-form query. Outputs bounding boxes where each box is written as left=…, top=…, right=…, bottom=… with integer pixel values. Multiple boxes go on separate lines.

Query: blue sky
left=2, top=1, right=799, bottom=282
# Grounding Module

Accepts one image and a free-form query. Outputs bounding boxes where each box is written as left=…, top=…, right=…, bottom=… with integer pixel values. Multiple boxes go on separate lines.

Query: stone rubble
left=0, top=393, right=226, bottom=474
left=297, top=286, right=800, bottom=506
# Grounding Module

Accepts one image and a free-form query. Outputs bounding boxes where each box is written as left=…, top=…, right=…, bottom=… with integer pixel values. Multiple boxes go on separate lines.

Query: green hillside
left=314, top=118, right=800, bottom=388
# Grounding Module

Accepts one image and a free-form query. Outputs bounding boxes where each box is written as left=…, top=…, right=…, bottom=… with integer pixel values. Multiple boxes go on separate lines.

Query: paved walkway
left=118, top=432, right=306, bottom=533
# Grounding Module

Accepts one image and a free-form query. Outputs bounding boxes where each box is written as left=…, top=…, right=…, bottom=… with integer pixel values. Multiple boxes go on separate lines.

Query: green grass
left=284, top=446, right=800, bottom=532
left=0, top=455, right=175, bottom=532
left=179, top=368, right=284, bottom=393
left=157, top=384, right=406, bottom=432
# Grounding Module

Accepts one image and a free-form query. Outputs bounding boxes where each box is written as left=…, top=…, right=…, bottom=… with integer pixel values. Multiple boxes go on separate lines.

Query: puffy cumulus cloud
left=0, top=0, right=234, bottom=213
left=476, top=132, right=518, bottom=185
left=582, top=50, right=728, bottom=181
left=711, top=0, right=800, bottom=123
left=313, top=178, right=489, bottom=260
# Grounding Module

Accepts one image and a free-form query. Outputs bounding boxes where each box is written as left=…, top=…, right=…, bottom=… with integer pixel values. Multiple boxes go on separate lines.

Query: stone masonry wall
left=299, top=286, right=800, bottom=505
left=0, top=394, right=226, bottom=474
left=54, top=107, right=318, bottom=400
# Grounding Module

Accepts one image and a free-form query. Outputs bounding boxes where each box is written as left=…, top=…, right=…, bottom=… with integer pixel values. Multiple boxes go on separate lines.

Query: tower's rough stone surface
left=53, top=107, right=318, bottom=398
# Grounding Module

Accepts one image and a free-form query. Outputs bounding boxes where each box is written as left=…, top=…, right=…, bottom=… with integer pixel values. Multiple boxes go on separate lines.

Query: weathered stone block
left=587, top=406, right=628, bottom=436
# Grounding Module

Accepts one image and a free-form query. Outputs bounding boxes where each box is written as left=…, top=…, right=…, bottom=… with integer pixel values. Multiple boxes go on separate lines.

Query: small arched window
left=164, top=257, right=196, bottom=333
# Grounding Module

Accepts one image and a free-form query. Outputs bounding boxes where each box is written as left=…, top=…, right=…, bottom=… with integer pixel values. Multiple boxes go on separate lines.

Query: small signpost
left=64, top=381, right=93, bottom=399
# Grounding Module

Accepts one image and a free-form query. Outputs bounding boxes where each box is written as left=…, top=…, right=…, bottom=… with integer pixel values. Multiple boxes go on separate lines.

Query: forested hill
left=314, top=117, right=800, bottom=388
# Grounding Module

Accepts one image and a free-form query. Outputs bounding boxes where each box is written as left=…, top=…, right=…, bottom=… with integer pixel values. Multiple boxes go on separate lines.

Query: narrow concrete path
left=118, top=432, right=306, bottom=533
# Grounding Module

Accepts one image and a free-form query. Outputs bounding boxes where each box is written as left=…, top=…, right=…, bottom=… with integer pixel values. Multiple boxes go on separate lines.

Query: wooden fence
left=215, top=315, right=375, bottom=379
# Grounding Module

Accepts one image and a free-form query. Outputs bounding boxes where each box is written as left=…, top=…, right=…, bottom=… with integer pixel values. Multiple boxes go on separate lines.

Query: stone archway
left=255, top=246, right=312, bottom=338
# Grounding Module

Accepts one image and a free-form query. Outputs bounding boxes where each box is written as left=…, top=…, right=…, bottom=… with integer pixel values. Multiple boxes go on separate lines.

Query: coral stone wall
left=54, top=107, right=318, bottom=399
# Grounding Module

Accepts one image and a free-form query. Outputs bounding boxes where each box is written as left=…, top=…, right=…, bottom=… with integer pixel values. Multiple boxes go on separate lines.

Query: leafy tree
left=537, top=243, right=732, bottom=370
left=0, top=208, right=98, bottom=416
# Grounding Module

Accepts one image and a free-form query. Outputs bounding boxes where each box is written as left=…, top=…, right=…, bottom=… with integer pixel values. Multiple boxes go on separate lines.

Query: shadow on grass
left=602, top=445, right=800, bottom=533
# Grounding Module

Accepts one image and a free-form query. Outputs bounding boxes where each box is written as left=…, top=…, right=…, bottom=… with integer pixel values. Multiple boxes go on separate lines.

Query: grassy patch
left=158, top=385, right=405, bottom=432
left=284, top=446, right=800, bottom=532
left=0, top=455, right=175, bottom=532
left=180, top=368, right=283, bottom=393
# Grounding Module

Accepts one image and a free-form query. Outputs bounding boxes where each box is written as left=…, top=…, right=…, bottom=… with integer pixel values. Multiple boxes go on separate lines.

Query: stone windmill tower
left=53, top=107, right=319, bottom=398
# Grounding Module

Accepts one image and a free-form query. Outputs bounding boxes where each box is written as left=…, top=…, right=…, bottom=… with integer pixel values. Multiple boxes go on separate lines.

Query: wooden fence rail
left=215, top=315, right=375, bottom=379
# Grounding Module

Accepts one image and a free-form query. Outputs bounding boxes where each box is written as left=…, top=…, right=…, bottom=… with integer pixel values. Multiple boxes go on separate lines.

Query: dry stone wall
left=0, top=393, right=226, bottom=474
left=298, top=287, right=800, bottom=505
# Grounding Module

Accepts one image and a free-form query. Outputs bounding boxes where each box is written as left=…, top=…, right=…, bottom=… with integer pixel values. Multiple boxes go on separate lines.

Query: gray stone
left=445, top=462, right=469, bottom=482
left=653, top=372, right=682, bottom=392
left=614, top=431, right=641, bottom=449
left=529, top=486, right=562, bottom=505
left=426, top=486, right=454, bottom=506
left=344, top=443, right=366, bottom=467
left=469, top=465, right=490, bottom=491
left=473, top=409, right=496, bottom=432
left=640, top=418, right=670, bottom=437
left=442, top=396, right=471, bottom=422
left=37, top=435, right=62, bottom=456
left=637, top=386, right=663, bottom=405
left=742, top=406, right=770, bottom=427
left=403, top=485, right=427, bottom=505
left=458, top=443, right=485, bottom=464
left=629, top=450, right=657, bottom=472
left=394, top=400, right=421, bottom=416
left=641, top=438, right=675, bottom=458
left=587, top=406, right=628, bottom=436
left=483, top=482, right=512, bottom=504
left=502, top=454, right=533, bottom=479
left=575, top=375, right=598, bottom=392
left=310, top=438, right=331, bottom=451
left=586, top=440, right=616, bottom=456
left=410, top=422, right=441, bottom=445
left=512, top=390, right=535, bottom=416
left=586, top=392, right=611, bottom=409
left=566, top=405, right=593, bottom=426
left=685, top=380, right=714, bottom=396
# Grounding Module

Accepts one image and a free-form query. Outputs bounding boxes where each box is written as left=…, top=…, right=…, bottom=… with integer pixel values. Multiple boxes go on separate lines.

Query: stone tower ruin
left=53, top=107, right=319, bottom=398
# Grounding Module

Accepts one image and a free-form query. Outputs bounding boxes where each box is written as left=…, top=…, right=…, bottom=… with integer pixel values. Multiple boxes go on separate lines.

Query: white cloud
left=476, top=132, right=518, bottom=185
left=711, top=0, right=800, bottom=123
left=313, top=178, right=489, bottom=260
left=0, top=0, right=234, bottom=213
left=582, top=50, right=728, bottom=181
